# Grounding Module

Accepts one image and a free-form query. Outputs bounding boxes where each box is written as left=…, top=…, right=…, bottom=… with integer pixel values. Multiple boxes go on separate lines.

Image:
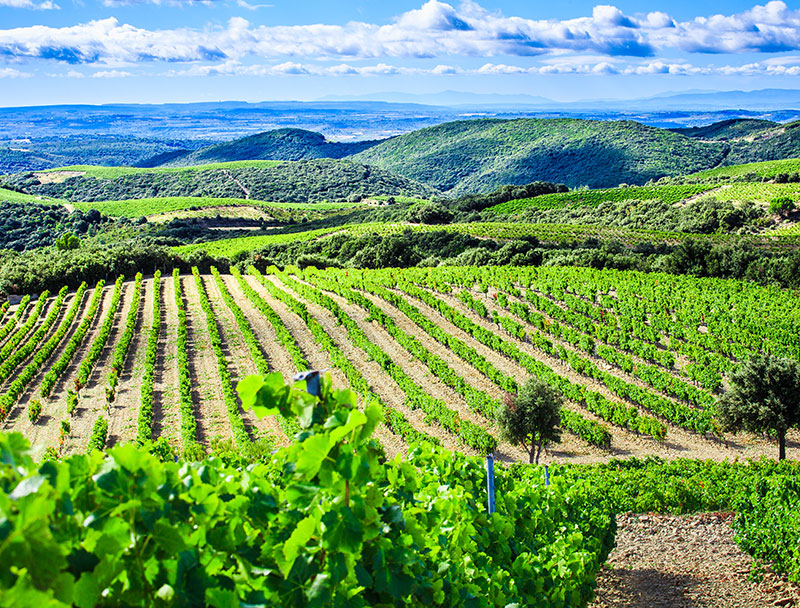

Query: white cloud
left=0, top=0, right=58, bottom=9
left=3, top=1, right=800, bottom=72
left=0, top=67, right=31, bottom=77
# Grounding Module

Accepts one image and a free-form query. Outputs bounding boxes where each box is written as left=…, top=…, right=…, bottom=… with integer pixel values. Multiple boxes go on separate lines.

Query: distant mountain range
left=321, top=88, right=800, bottom=111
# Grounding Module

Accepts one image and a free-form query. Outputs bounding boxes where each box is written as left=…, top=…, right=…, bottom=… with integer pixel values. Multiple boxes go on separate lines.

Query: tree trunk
left=779, top=429, right=786, bottom=461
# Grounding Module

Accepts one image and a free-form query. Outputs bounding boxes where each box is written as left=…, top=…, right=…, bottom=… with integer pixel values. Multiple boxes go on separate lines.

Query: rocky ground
left=590, top=512, right=800, bottom=608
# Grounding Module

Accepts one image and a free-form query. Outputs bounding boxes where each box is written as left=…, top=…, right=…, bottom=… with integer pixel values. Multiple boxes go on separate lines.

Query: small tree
left=769, top=196, right=796, bottom=216
left=717, top=354, right=800, bottom=460
left=496, top=377, right=561, bottom=464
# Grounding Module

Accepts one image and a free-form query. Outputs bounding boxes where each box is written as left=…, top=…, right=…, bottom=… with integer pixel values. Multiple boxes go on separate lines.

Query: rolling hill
left=3, top=158, right=437, bottom=203
left=351, top=118, right=729, bottom=193
left=158, top=128, right=383, bottom=167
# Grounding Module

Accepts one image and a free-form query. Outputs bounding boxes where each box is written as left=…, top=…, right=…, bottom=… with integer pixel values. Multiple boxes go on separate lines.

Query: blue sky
left=2, top=0, right=800, bottom=106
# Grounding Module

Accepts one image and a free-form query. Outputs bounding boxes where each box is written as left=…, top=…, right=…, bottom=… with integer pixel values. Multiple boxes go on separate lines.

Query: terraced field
left=2, top=265, right=798, bottom=463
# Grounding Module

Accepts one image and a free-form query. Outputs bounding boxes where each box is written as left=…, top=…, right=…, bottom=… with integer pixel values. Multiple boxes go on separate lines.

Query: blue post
left=486, top=454, right=496, bottom=514
left=544, top=465, right=550, bottom=486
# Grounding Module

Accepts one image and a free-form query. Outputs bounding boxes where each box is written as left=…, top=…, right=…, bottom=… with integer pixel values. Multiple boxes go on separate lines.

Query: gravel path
left=591, top=513, right=800, bottom=608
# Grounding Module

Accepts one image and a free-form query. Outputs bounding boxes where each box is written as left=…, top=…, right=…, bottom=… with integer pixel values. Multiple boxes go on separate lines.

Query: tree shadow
left=593, top=567, right=701, bottom=608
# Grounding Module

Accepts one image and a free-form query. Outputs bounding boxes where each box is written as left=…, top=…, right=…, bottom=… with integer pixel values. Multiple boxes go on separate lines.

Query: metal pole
left=486, top=454, right=496, bottom=514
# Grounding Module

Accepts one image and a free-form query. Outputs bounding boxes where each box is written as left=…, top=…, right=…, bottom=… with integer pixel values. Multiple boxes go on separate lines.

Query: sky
left=2, top=0, right=800, bottom=106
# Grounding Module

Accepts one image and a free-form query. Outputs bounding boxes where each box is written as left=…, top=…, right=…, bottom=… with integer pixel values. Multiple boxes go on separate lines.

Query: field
left=1, top=264, right=797, bottom=465
left=174, top=220, right=800, bottom=259
left=0, top=187, right=64, bottom=205
left=488, top=184, right=717, bottom=213
left=38, top=160, right=285, bottom=179
left=688, top=158, right=800, bottom=180
left=71, top=196, right=361, bottom=218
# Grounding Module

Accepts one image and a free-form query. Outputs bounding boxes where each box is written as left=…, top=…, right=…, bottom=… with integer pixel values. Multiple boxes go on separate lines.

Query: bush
left=27, top=400, right=41, bottom=424
left=770, top=196, right=796, bottom=215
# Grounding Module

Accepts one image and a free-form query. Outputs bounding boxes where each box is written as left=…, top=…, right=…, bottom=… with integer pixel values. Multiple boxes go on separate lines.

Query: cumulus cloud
left=0, top=0, right=58, bottom=9
left=0, top=67, right=31, bottom=77
left=2, top=1, right=800, bottom=70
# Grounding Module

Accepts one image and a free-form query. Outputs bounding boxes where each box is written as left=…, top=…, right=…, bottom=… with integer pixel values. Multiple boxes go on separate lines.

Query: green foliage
left=164, top=128, right=379, bottom=166
left=0, top=376, right=614, bottom=607
left=137, top=270, right=160, bottom=442
left=497, top=377, right=561, bottom=464
left=405, top=202, right=453, bottom=224
left=40, top=280, right=107, bottom=397
left=27, top=400, right=41, bottom=424
left=172, top=269, right=201, bottom=458
left=717, top=354, right=800, bottom=459
left=489, top=184, right=716, bottom=214
left=770, top=196, right=796, bottom=215
left=53, top=233, right=81, bottom=251
left=86, top=416, right=108, bottom=452
left=72, top=196, right=359, bottom=218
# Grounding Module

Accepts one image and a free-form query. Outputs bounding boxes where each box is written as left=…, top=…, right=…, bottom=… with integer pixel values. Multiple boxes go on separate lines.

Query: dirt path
left=201, top=274, right=285, bottom=445
left=106, top=278, right=149, bottom=447
left=150, top=274, right=182, bottom=448
left=180, top=274, right=233, bottom=446
left=590, top=513, right=800, bottom=608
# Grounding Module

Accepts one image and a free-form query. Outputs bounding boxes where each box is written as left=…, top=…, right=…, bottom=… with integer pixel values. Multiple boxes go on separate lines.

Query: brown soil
left=149, top=274, right=182, bottom=447
left=180, top=274, right=233, bottom=445
left=590, top=513, right=800, bottom=608
left=201, top=274, right=285, bottom=444
left=104, top=279, right=148, bottom=448
left=32, top=170, right=85, bottom=184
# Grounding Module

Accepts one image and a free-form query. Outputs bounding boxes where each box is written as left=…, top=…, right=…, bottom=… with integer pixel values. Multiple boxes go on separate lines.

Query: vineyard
left=487, top=184, right=717, bottom=213
left=1, top=264, right=798, bottom=463
left=174, top=220, right=800, bottom=260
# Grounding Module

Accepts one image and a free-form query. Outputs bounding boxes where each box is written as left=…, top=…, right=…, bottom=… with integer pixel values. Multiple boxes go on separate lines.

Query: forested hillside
left=4, top=159, right=437, bottom=203
left=161, top=128, right=382, bottom=166
left=352, top=118, right=729, bottom=192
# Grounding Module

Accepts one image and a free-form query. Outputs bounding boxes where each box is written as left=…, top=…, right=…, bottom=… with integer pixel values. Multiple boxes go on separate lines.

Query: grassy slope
left=37, top=160, right=284, bottom=179
left=488, top=184, right=717, bottom=214
left=72, top=196, right=362, bottom=217
left=163, top=128, right=381, bottom=167
left=687, top=158, right=800, bottom=180
left=352, top=118, right=728, bottom=193
left=0, top=187, right=64, bottom=205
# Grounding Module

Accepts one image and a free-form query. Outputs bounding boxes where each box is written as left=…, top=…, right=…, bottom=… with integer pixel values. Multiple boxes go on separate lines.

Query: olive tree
left=496, top=377, right=561, bottom=464
left=717, top=354, right=800, bottom=460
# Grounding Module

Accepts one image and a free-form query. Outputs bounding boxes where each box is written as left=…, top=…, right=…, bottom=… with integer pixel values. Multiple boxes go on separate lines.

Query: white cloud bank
left=2, top=1, right=800, bottom=69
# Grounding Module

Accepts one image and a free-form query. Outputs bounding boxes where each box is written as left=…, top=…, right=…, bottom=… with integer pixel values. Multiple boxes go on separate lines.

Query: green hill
left=725, top=121, right=800, bottom=165
left=351, top=118, right=728, bottom=193
left=3, top=159, right=437, bottom=204
left=159, top=128, right=382, bottom=167
left=670, top=119, right=777, bottom=141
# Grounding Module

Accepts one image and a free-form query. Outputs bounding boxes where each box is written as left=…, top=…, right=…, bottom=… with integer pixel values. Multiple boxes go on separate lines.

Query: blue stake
left=486, top=454, right=496, bottom=514
left=544, top=465, right=550, bottom=486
